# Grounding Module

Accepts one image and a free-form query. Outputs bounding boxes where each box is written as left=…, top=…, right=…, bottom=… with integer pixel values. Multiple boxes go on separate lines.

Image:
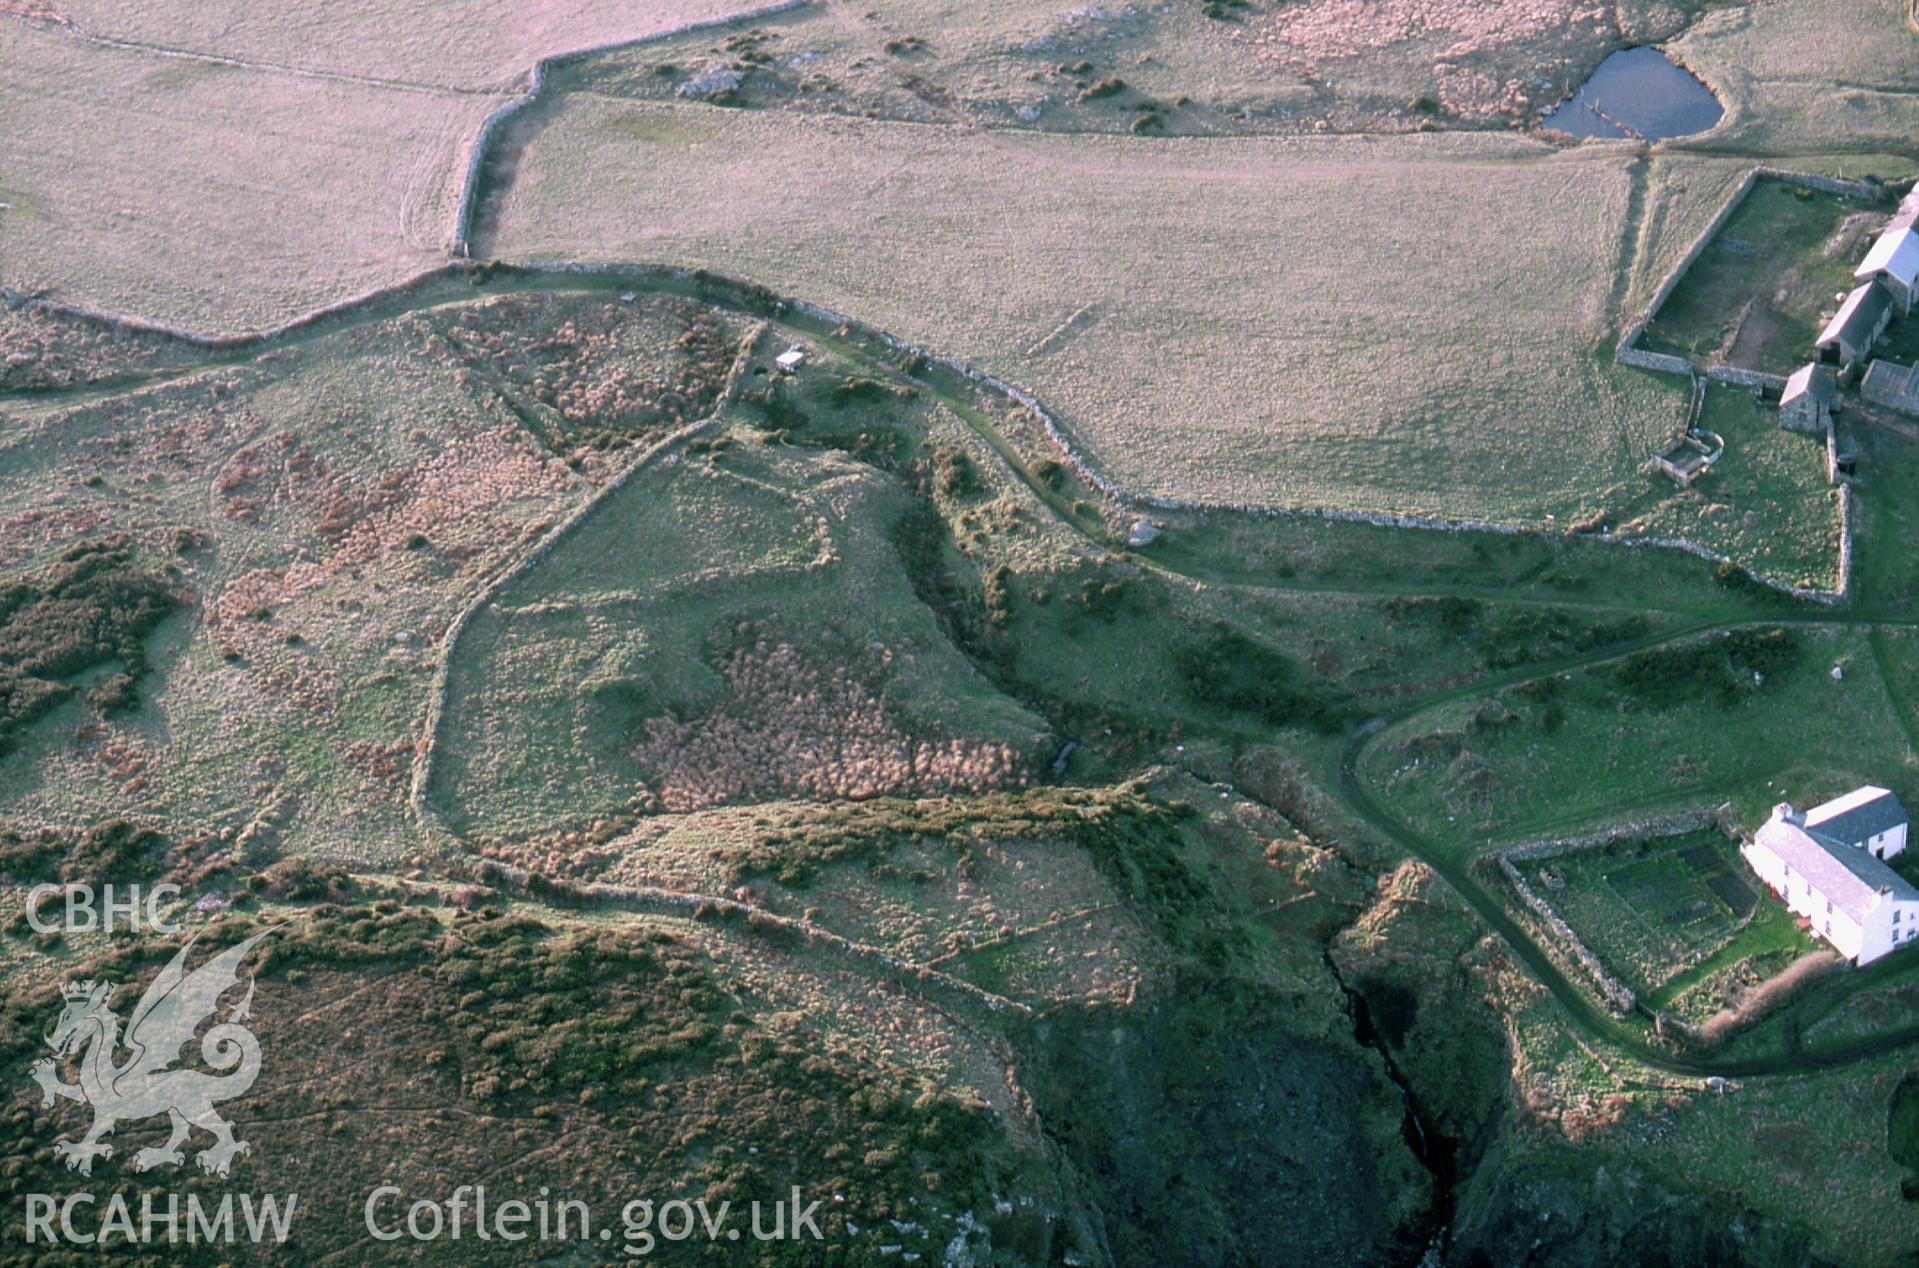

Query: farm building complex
left=1743, top=788, right=1918, bottom=965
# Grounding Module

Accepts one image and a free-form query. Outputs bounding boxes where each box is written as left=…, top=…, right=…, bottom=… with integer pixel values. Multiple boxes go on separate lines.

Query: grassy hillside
left=1670, top=0, right=1919, bottom=156
left=0, top=290, right=764, bottom=864
left=1367, top=624, right=1917, bottom=850
left=429, top=408, right=1052, bottom=841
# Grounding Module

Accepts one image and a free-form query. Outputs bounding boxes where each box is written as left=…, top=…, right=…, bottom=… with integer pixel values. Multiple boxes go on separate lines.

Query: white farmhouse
left=1858, top=222, right=1919, bottom=318
left=1743, top=787, right=1919, bottom=964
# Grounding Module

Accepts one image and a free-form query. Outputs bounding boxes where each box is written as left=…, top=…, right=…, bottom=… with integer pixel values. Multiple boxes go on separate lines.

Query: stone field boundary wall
left=6, top=253, right=1858, bottom=607
left=1495, top=810, right=1720, bottom=1016
left=1615, top=167, right=1886, bottom=378
left=449, top=0, right=812, bottom=256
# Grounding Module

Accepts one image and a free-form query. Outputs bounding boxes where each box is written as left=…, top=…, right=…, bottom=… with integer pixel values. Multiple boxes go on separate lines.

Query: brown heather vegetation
left=214, top=425, right=572, bottom=562
left=1244, top=0, right=1679, bottom=121
left=0, top=302, right=190, bottom=392
left=423, top=293, right=741, bottom=454
left=0, top=895, right=1043, bottom=1261
left=635, top=636, right=1029, bottom=813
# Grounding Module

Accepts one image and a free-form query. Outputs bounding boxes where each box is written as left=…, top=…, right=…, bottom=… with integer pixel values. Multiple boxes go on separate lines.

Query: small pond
left=1540, top=46, right=1723, bottom=141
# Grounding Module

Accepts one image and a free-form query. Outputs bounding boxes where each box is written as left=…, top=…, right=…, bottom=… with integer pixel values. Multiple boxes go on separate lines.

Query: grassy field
left=488, top=101, right=1688, bottom=523
left=1466, top=1013, right=1919, bottom=1264
left=1626, top=154, right=1770, bottom=316
left=1604, top=386, right=1842, bottom=592
left=1642, top=179, right=1888, bottom=368
left=1367, top=624, right=1919, bottom=850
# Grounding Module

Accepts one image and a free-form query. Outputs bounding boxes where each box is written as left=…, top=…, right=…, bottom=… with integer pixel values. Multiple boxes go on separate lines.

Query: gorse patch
left=1174, top=624, right=1354, bottom=734
left=1605, top=627, right=1803, bottom=709
left=729, top=785, right=1144, bottom=887
left=0, top=539, right=178, bottom=752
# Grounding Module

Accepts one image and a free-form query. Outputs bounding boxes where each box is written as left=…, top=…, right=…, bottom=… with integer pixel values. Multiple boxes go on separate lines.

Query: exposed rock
left=676, top=64, right=743, bottom=100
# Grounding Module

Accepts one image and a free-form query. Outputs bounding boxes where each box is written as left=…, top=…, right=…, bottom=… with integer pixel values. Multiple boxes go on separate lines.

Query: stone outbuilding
left=1817, top=281, right=1894, bottom=375
left=1779, top=362, right=1837, bottom=433
left=1864, top=358, right=1919, bottom=416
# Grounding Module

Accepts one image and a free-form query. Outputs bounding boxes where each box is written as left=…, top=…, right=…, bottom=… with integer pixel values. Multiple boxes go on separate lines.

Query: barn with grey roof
left=1817, top=281, right=1894, bottom=375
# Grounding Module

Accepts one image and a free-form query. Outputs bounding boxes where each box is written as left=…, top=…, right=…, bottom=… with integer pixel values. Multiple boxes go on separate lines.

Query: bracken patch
left=634, top=637, right=1028, bottom=812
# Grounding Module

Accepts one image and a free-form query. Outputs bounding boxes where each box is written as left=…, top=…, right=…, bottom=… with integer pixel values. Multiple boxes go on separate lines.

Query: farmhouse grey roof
left=1891, top=190, right=1919, bottom=234
left=1755, top=815, right=1919, bottom=923
left=1819, top=281, right=1893, bottom=352
left=1783, top=362, right=1837, bottom=407
left=1805, top=785, right=1909, bottom=845
left=1858, top=225, right=1919, bottom=288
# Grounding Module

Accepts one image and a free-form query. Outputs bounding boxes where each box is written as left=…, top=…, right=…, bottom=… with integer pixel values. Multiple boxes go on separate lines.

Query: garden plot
left=1519, top=831, right=1758, bottom=997
left=0, top=22, right=501, bottom=332
left=490, top=102, right=1686, bottom=524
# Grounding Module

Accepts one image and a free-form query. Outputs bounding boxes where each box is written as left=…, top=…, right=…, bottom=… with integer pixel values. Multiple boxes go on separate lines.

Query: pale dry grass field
left=491, top=101, right=1683, bottom=521
left=0, top=0, right=766, bottom=330
left=41, top=0, right=768, bottom=91
left=0, top=22, right=500, bottom=330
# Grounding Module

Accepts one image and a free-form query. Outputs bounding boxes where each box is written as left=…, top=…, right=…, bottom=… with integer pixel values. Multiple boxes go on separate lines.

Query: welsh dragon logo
left=30, top=928, right=275, bottom=1177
